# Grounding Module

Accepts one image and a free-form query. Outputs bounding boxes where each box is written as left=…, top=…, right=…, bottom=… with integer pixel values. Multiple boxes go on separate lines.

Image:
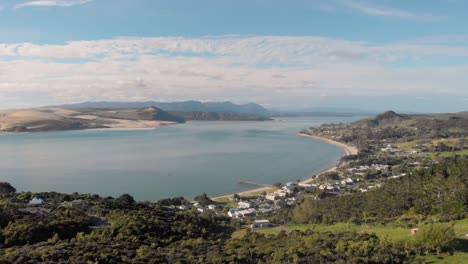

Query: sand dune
left=0, top=108, right=179, bottom=132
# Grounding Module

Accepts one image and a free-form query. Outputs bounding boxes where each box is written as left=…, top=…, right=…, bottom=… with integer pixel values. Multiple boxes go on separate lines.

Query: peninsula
left=0, top=106, right=271, bottom=133
left=0, top=107, right=184, bottom=133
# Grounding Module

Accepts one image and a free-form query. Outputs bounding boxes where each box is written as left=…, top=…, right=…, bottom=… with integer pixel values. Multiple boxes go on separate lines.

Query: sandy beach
left=298, top=133, right=358, bottom=156
left=103, top=119, right=177, bottom=129
left=212, top=132, right=358, bottom=200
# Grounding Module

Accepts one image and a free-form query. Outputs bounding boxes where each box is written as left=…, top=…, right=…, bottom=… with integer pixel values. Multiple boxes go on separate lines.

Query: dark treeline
left=0, top=193, right=409, bottom=263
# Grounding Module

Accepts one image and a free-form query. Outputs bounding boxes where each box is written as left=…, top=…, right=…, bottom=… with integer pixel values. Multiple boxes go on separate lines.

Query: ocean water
left=0, top=117, right=360, bottom=201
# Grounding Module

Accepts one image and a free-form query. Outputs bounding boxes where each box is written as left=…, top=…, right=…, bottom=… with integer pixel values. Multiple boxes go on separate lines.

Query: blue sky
left=0, top=0, right=467, bottom=112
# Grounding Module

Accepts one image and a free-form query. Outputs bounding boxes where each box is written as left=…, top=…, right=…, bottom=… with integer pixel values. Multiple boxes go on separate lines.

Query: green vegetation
left=289, top=157, right=467, bottom=225
left=0, top=182, right=16, bottom=194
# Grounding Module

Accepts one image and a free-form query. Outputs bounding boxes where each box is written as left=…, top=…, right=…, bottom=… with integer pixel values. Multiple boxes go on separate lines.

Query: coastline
left=212, top=132, right=358, bottom=200
left=297, top=133, right=358, bottom=156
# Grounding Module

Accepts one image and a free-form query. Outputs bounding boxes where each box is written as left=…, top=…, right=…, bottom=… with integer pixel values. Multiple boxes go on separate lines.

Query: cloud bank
left=14, top=0, right=93, bottom=9
left=0, top=35, right=467, bottom=108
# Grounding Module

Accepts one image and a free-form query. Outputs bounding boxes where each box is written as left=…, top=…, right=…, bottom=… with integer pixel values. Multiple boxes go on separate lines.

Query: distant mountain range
left=50, top=101, right=376, bottom=117
left=51, top=101, right=271, bottom=116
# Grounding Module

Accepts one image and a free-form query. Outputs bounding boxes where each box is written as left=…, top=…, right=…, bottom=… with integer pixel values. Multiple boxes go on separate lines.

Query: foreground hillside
left=0, top=107, right=183, bottom=132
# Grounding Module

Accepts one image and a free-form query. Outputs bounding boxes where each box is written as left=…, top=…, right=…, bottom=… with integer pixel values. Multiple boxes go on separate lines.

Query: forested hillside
left=290, top=157, right=467, bottom=224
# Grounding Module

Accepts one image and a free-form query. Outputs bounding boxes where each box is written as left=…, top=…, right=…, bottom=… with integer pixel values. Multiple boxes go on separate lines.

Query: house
left=411, top=228, right=419, bottom=236
left=265, top=194, right=277, bottom=201
left=178, top=205, right=190, bottom=211
left=275, top=190, right=288, bottom=198
left=282, top=184, right=296, bottom=194
left=194, top=204, right=205, bottom=213
left=29, top=197, right=45, bottom=206
left=61, top=199, right=83, bottom=208
left=258, top=207, right=274, bottom=214
left=228, top=209, right=239, bottom=218
left=237, top=201, right=252, bottom=209
left=251, top=220, right=270, bottom=229
left=298, top=183, right=313, bottom=188
left=72, top=199, right=83, bottom=207
left=285, top=197, right=296, bottom=206
left=208, top=204, right=217, bottom=210
left=238, top=208, right=256, bottom=218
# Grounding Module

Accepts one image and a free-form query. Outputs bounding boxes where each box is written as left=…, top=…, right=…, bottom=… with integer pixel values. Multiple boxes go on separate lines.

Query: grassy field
left=257, top=222, right=412, bottom=243
left=213, top=197, right=237, bottom=208
left=252, top=219, right=468, bottom=263
left=239, top=187, right=278, bottom=197
left=397, top=138, right=467, bottom=152
left=231, top=228, right=248, bottom=239
left=434, top=149, right=468, bottom=157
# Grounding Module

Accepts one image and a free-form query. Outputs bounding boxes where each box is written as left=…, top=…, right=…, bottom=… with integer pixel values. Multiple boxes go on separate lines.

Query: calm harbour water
left=0, top=117, right=360, bottom=201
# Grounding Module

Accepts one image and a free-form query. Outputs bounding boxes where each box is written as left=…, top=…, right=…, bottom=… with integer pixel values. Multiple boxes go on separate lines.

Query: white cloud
left=14, top=0, right=93, bottom=9
left=341, top=0, right=436, bottom=20
left=0, top=35, right=467, bottom=108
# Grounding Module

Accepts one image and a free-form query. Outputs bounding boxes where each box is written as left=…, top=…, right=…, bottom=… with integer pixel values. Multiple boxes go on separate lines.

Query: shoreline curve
left=211, top=132, right=358, bottom=200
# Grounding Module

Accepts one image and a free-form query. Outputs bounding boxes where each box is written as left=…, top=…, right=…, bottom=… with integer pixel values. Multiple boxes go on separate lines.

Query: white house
left=29, top=197, right=45, bottom=206
left=345, top=178, right=354, bottom=184
left=238, top=208, right=256, bottom=217
left=275, top=190, right=288, bottom=197
left=208, top=204, right=217, bottom=210
left=265, top=193, right=277, bottom=201
left=228, top=209, right=239, bottom=218
left=282, top=185, right=296, bottom=194
left=237, top=201, right=252, bottom=209
left=251, top=220, right=270, bottom=229
left=178, top=205, right=190, bottom=211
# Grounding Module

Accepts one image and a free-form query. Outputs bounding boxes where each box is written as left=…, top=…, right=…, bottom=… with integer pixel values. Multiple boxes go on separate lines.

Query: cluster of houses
left=19, top=197, right=88, bottom=217
left=346, top=164, right=390, bottom=173
left=381, top=144, right=419, bottom=155
left=264, top=183, right=297, bottom=201
left=227, top=199, right=274, bottom=219
left=223, top=183, right=303, bottom=220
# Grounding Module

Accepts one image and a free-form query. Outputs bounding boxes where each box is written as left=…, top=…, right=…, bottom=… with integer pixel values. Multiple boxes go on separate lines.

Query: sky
left=0, top=0, right=467, bottom=113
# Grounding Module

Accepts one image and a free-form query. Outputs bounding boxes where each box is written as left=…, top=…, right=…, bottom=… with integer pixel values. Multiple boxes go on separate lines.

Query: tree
left=194, top=193, right=213, bottom=207
left=117, top=194, right=135, bottom=205
left=273, top=182, right=283, bottom=188
left=232, top=194, right=240, bottom=201
left=0, top=182, right=16, bottom=194
left=416, top=223, right=455, bottom=256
